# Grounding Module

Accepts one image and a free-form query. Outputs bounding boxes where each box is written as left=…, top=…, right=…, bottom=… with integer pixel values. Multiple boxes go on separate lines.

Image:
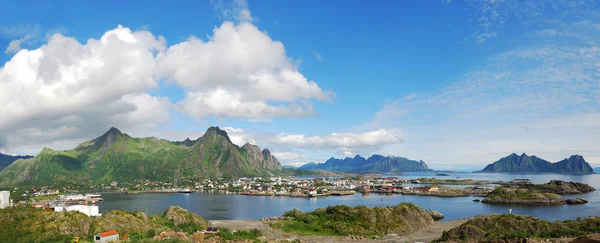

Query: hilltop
left=0, top=153, right=33, bottom=171
left=480, top=153, right=595, bottom=174
left=0, top=127, right=283, bottom=185
left=299, top=154, right=430, bottom=173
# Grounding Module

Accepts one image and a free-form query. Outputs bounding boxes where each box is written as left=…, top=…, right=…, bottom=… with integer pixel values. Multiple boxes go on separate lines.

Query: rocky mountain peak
left=203, top=126, right=232, bottom=144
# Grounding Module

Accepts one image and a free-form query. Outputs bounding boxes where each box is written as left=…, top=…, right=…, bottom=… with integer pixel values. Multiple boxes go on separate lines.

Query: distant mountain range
left=480, top=153, right=595, bottom=175
left=0, top=153, right=33, bottom=171
left=299, top=154, right=430, bottom=173
left=595, top=167, right=600, bottom=173
left=0, top=127, right=283, bottom=185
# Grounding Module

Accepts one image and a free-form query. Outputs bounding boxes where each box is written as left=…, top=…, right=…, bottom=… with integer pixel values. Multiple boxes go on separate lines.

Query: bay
left=99, top=173, right=600, bottom=221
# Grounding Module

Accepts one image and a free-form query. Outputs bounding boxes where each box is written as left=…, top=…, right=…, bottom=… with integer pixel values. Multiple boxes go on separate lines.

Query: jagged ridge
left=480, top=153, right=595, bottom=174
left=299, top=154, right=430, bottom=172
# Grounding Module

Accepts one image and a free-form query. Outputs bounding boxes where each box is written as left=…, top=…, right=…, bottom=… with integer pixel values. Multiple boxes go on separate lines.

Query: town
left=1, top=175, right=499, bottom=212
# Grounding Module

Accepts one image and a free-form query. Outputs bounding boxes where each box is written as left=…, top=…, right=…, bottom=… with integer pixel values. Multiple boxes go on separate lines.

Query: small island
left=482, top=180, right=595, bottom=206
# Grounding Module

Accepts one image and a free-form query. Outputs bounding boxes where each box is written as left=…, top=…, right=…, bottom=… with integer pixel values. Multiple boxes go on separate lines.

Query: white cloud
left=274, top=129, right=401, bottom=155
left=212, top=0, right=254, bottom=23
left=157, top=21, right=333, bottom=119
left=0, top=25, right=171, bottom=154
left=271, top=151, right=310, bottom=167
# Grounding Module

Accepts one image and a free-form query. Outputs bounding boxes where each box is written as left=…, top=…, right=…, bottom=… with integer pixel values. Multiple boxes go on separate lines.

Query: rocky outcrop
left=153, top=231, right=188, bottom=241
left=566, top=198, right=589, bottom=205
left=542, top=180, right=596, bottom=194
left=279, top=203, right=435, bottom=236
left=427, top=210, right=445, bottom=221
left=571, top=233, right=600, bottom=243
left=94, top=210, right=169, bottom=234
left=164, top=206, right=208, bottom=229
left=481, top=180, right=594, bottom=206
left=482, top=188, right=566, bottom=206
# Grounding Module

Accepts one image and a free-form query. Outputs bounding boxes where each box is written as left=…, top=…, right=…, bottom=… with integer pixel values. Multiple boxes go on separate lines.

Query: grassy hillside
left=437, top=214, right=600, bottom=242
left=0, top=127, right=283, bottom=186
left=271, top=203, right=434, bottom=236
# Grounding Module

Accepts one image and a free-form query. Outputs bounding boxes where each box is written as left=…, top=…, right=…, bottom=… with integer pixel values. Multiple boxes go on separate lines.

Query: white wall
left=65, top=205, right=101, bottom=216
left=95, top=234, right=119, bottom=243
left=0, top=191, right=10, bottom=209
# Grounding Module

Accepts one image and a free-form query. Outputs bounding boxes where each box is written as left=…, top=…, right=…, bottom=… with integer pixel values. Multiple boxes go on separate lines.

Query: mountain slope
left=0, top=153, right=33, bottom=171
left=480, top=153, right=595, bottom=174
left=594, top=167, right=600, bottom=173
left=0, top=127, right=283, bottom=185
left=299, top=154, right=430, bottom=172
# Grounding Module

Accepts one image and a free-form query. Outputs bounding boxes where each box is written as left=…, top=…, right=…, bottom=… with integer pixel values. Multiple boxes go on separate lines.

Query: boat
left=178, top=188, right=193, bottom=193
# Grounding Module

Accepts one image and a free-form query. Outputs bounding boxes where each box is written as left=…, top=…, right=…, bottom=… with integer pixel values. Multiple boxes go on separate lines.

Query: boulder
left=153, top=231, right=188, bottom=241
left=566, top=198, right=589, bottom=205
left=427, top=210, right=445, bottom=221
left=164, top=206, right=208, bottom=229
left=189, top=232, right=205, bottom=243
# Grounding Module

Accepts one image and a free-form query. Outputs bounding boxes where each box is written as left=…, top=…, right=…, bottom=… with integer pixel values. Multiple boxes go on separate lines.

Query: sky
left=1, top=0, right=600, bottom=171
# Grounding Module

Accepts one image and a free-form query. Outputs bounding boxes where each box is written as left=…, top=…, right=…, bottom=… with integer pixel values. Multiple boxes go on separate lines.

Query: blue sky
left=1, top=0, right=600, bottom=170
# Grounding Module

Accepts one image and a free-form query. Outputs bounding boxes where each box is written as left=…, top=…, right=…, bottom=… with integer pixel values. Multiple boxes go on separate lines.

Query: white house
left=0, top=191, right=10, bottom=209
left=94, top=230, right=119, bottom=243
left=55, top=205, right=101, bottom=216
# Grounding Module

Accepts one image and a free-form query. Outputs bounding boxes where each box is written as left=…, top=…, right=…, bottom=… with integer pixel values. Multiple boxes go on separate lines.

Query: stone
left=566, top=198, right=589, bottom=205
left=427, top=210, right=445, bottom=221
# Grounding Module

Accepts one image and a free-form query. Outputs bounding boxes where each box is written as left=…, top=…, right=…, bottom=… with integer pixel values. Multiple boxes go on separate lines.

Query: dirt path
left=209, top=218, right=469, bottom=243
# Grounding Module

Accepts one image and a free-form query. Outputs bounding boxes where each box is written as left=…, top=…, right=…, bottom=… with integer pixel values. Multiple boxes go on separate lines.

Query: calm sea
left=99, top=173, right=600, bottom=221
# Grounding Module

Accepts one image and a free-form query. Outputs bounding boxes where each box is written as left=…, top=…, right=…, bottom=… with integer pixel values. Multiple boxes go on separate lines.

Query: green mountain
left=299, top=154, right=430, bottom=172
left=480, top=153, right=595, bottom=174
left=0, top=153, right=33, bottom=171
left=0, top=127, right=283, bottom=185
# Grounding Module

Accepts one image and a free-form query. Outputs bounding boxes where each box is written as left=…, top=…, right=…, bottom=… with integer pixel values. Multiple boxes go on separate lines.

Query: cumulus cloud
left=0, top=25, right=171, bottom=154
left=273, top=129, right=401, bottom=155
left=157, top=21, right=333, bottom=119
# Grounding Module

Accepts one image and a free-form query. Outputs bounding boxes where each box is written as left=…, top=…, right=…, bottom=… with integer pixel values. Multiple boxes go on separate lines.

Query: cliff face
left=0, top=126, right=283, bottom=185
left=480, top=153, right=595, bottom=174
left=299, top=154, right=430, bottom=172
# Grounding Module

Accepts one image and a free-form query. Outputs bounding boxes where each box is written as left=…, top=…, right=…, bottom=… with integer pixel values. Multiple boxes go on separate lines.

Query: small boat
left=178, top=188, right=193, bottom=193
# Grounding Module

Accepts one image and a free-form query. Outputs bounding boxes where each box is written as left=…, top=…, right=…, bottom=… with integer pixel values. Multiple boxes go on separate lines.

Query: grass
left=271, top=203, right=426, bottom=237
left=218, top=227, right=263, bottom=241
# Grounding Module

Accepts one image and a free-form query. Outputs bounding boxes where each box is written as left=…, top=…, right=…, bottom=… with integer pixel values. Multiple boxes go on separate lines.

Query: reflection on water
left=100, top=173, right=600, bottom=221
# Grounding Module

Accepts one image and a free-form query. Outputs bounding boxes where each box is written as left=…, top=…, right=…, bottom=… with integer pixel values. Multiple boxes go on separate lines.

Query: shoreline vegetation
left=2, top=202, right=600, bottom=243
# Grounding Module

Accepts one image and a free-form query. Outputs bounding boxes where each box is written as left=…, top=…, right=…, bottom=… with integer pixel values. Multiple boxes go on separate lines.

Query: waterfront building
left=54, top=205, right=101, bottom=216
